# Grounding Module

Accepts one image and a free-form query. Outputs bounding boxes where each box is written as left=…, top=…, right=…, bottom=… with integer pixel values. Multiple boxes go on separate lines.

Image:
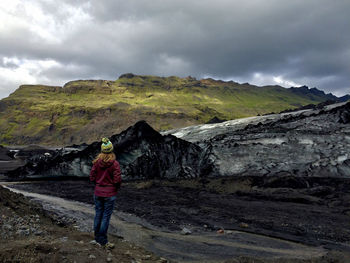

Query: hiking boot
left=104, top=242, right=115, bottom=250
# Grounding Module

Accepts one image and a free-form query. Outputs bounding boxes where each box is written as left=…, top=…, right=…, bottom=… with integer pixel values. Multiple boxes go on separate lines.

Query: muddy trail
left=4, top=176, right=350, bottom=262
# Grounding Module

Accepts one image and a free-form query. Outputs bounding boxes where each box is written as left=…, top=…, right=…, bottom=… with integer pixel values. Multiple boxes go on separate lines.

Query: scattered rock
left=19, top=224, right=29, bottom=230
left=181, top=227, right=192, bottom=235
left=59, top=236, right=68, bottom=242
left=142, top=255, right=152, bottom=260
left=34, top=230, right=43, bottom=236
left=2, top=224, right=13, bottom=231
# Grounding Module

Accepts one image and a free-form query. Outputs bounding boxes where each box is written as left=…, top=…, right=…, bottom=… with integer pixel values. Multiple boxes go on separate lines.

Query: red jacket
left=89, top=159, right=122, bottom=197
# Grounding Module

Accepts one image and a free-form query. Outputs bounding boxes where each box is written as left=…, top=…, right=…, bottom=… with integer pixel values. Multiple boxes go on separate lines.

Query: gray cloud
left=0, top=0, right=349, bottom=99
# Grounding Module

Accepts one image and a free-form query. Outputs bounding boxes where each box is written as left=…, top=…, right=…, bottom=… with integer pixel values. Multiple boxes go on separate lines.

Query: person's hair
left=93, top=152, right=116, bottom=164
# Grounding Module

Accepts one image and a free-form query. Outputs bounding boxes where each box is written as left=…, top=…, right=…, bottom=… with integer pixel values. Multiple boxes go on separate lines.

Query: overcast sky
left=0, top=0, right=349, bottom=99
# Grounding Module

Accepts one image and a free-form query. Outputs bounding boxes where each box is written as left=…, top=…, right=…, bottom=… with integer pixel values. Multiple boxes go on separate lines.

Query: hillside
left=0, top=73, right=347, bottom=145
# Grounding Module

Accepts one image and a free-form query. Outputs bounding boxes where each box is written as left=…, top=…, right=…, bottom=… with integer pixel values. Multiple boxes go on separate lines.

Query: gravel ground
left=0, top=185, right=165, bottom=263
left=6, top=176, right=350, bottom=262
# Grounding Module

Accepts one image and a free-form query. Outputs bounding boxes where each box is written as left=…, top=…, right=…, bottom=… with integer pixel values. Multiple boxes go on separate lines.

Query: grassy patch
left=0, top=74, right=331, bottom=145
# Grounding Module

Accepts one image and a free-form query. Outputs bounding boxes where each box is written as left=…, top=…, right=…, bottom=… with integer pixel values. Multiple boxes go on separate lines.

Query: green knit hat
left=101, top=137, right=114, bottom=153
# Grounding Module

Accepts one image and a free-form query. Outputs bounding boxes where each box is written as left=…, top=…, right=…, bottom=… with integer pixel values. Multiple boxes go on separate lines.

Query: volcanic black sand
left=9, top=176, right=350, bottom=258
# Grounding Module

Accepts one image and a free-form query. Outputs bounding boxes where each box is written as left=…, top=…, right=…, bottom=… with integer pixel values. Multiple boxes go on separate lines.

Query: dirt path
left=0, top=184, right=164, bottom=263
left=5, top=185, right=328, bottom=263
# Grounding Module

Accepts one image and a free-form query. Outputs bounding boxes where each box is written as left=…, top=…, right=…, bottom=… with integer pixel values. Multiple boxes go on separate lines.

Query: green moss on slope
left=0, top=74, right=332, bottom=146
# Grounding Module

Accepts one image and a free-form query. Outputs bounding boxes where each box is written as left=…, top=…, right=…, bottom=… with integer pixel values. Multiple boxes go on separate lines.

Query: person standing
left=90, top=137, right=122, bottom=248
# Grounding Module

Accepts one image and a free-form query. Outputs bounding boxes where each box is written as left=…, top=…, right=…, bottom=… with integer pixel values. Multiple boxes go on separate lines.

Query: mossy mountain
left=0, top=73, right=348, bottom=146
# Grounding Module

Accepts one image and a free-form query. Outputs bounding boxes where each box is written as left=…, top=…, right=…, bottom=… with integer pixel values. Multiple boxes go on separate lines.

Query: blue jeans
left=94, top=195, right=116, bottom=245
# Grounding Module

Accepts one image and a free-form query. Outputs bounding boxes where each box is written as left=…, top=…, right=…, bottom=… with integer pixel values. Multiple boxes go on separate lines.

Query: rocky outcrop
left=62, top=80, right=113, bottom=94
left=339, top=94, right=350, bottom=102
left=205, top=116, right=227, bottom=124
left=5, top=121, right=213, bottom=180
left=289, top=85, right=345, bottom=101
left=276, top=100, right=337, bottom=114
left=118, top=73, right=136, bottom=79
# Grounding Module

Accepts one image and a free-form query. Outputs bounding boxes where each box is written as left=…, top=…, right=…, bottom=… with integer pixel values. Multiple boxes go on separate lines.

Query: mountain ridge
left=0, top=73, right=348, bottom=146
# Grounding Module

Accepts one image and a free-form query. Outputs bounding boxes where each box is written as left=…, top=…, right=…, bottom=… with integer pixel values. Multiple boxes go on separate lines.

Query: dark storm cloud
left=0, top=0, right=349, bottom=98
